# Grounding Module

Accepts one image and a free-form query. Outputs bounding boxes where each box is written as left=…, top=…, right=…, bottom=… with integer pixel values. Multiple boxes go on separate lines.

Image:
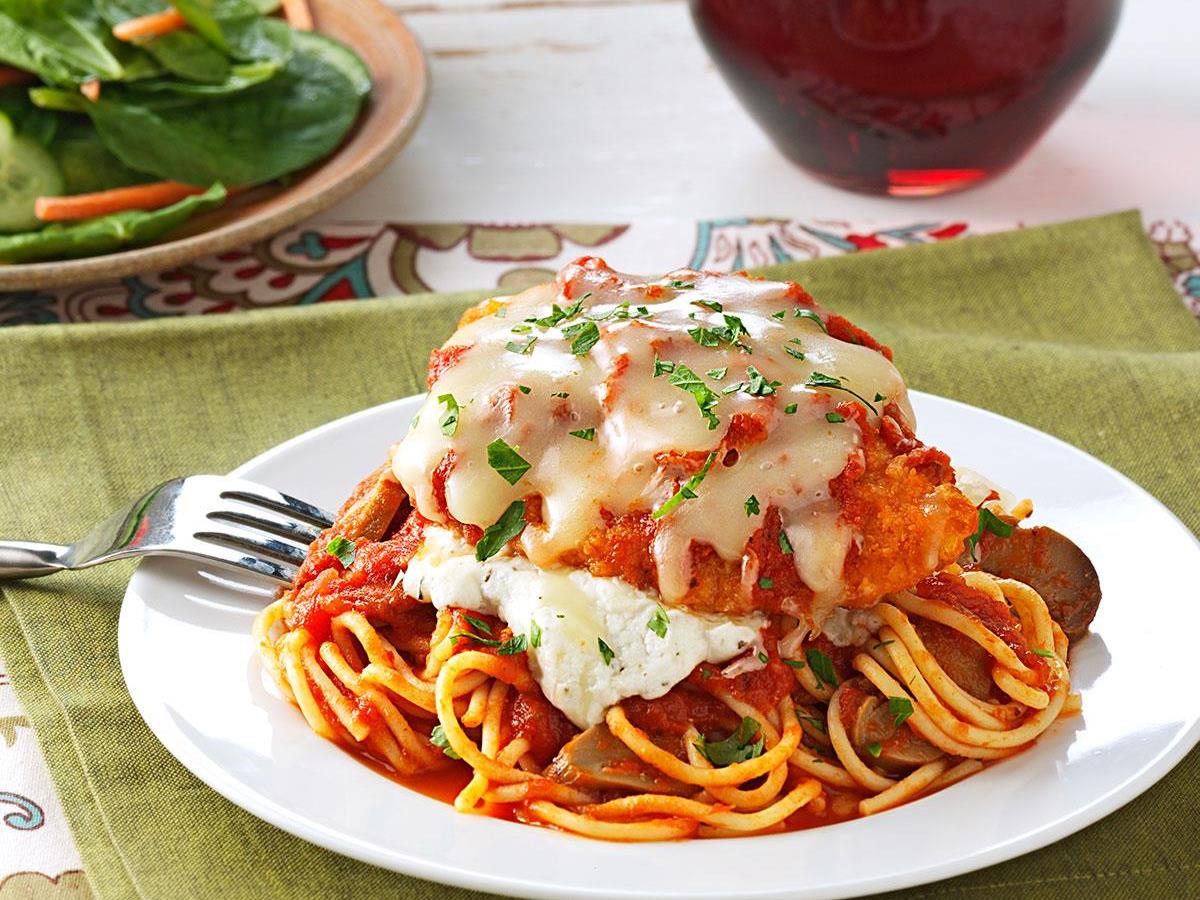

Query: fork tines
left=194, top=482, right=334, bottom=583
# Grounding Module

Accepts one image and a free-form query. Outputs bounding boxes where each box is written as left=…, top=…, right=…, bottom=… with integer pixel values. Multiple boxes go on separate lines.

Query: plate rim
left=0, top=0, right=428, bottom=292
left=118, top=390, right=1200, bottom=900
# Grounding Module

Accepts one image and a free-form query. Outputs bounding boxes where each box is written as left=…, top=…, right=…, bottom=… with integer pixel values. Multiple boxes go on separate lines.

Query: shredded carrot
left=282, top=0, right=314, bottom=31
left=0, top=65, right=35, bottom=88
left=35, top=181, right=206, bottom=222
left=112, top=7, right=188, bottom=42
left=80, top=79, right=101, bottom=102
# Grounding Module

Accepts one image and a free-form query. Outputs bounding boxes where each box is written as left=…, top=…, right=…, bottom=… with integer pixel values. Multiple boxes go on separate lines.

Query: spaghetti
left=253, top=260, right=1099, bottom=841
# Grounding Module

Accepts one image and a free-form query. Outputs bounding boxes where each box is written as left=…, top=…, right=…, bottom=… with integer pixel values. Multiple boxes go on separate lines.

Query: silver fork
left=0, top=476, right=333, bottom=584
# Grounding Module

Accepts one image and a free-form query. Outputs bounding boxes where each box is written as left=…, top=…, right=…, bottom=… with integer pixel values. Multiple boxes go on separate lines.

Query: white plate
left=119, top=392, right=1200, bottom=900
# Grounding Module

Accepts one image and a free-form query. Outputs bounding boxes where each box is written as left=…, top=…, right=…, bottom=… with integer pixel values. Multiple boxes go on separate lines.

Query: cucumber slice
left=292, top=31, right=372, bottom=99
left=0, top=112, right=13, bottom=163
left=0, top=136, right=65, bottom=234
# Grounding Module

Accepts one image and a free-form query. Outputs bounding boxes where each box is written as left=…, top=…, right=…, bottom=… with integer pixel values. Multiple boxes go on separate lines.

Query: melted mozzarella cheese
left=392, top=261, right=912, bottom=610
left=402, top=528, right=764, bottom=728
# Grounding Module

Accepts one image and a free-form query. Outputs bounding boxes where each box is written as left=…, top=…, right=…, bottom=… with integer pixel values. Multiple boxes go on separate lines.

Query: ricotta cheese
left=402, top=527, right=765, bottom=729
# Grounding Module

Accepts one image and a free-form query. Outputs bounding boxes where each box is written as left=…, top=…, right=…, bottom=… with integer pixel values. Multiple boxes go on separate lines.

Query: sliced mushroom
left=837, top=679, right=942, bottom=774
left=973, top=523, right=1102, bottom=641
left=913, top=618, right=999, bottom=702
left=795, top=702, right=832, bottom=749
left=336, top=470, right=407, bottom=543
left=544, top=722, right=693, bottom=797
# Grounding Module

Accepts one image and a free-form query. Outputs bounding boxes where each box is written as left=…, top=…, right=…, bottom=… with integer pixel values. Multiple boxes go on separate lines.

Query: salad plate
left=0, top=0, right=426, bottom=291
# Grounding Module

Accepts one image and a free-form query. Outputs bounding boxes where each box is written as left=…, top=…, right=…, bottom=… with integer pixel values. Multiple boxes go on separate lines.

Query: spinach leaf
left=50, top=31, right=366, bottom=185
left=128, top=59, right=281, bottom=97
left=0, top=87, right=58, bottom=146
left=96, top=0, right=232, bottom=84
left=0, top=182, right=225, bottom=263
left=141, top=30, right=231, bottom=83
left=50, top=119, right=151, bottom=194
left=0, top=0, right=159, bottom=85
left=171, top=0, right=292, bottom=64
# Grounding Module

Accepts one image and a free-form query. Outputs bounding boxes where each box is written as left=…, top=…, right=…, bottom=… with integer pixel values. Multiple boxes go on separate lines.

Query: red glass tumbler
left=690, top=0, right=1123, bottom=196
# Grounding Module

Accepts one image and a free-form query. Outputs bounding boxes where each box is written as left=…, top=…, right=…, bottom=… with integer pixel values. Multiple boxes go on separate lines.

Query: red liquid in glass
left=690, top=0, right=1122, bottom=195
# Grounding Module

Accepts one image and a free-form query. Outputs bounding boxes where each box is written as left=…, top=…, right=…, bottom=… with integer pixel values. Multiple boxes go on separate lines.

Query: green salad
left=0, top=0, right=370, bottom=264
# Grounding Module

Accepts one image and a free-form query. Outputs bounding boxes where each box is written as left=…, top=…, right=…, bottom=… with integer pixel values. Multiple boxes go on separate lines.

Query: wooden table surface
left=323, top=0, right=1200, bottom=225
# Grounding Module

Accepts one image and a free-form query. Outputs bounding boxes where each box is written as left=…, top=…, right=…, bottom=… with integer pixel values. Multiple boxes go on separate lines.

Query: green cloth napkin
left=1, top=211, right=1197, bottom=900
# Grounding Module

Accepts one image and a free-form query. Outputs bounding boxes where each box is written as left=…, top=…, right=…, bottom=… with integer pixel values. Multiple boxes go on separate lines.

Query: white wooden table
left=325, top=0, right=1200, bottom=225
left=3, top=0, right=1199, bottom=892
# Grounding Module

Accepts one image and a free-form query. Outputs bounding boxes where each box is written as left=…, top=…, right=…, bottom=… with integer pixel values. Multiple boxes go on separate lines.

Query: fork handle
left=0, top=541, right=69, bottom=580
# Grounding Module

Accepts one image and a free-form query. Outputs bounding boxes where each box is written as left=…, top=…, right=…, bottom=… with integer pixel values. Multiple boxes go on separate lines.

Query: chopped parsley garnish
left=772, top=309, right=786, bottom=319
left=518, top=384, right=531, bottom=395
left=449, top=630, right=528, bottom=655
left=784, top=403, right=798, bottom=414
left=706, top=366, right=728, bottom=380
left=590, top=299, right=646, bottom=321
left=669, top=363, right=721, bottom=429
left=653, top=355, right=675, bottom=377
left=721, top=381, right=745, bottom=395
left=647, top=604, right=669, bottom=639
left=783, top=659, right=805, bottom=669
left=758, top=577, right=774, bottom=590
left=474, top=500, right=527, bottom=561
left=550, top=391, right=570, bottom=398
left=598, top=637, right=615, bottom=665
left=464, top=615, right=492, bottom=635
left=758, top=651, right=769, bottom=664
left=806, top=371, right=878, bottom=414
left=685, top=312, right=750, bottom=352
left=510, top=323, right=532, bottom=334
left=449, top=631, right=495, bottom=647
left=744, top=495, right=760, bottom=516
left=744, top=366, right=781, bottom=396
left=693, top=717, right=764, bottom=767
left=793, top=308, right=828, bottom=332
left=530, top=619, right=543, bottom=649
left=800, top=714, right=827, bottom=734
left=866, top=742, right=883, bottom=759
left=671, top=280, right=696, bottom=289
left=325, top=536, right=356, bottom=567
left=651, top=449, right=718, bottom=519
left=693, top=299, right=722, bottom=312
left=805, top=647, right=838, bottom=688
left=498, top=634, right=527, bottom=656
left=437, top=393, right=459, bottom=436
left=784, top=345, right=806, bottom=361
left=964, top=507, right=1014, bottom=557
left=688, top=326, right=723, bottom=348
left=825, top=412, right=846, bottom=423
left=874, top=392, right=886, bottom=402
left=721, top=313, right=751, bottom=351
left=505, top=335, right=537, bottom=355
left=888, top=697, right=914, bottom=727
left=562, top=320, right=601, bottom=355
left=430, top=724, right=460, bottom=759
left=778, top=530, right=794, bottom=554
left=534, top=299, right=583, bottom=328
left=569, top=428, right=596, bottom=441
left=486, top=438, right=531, bottom=484
left=1032, top=648, right=1056, bottom=658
